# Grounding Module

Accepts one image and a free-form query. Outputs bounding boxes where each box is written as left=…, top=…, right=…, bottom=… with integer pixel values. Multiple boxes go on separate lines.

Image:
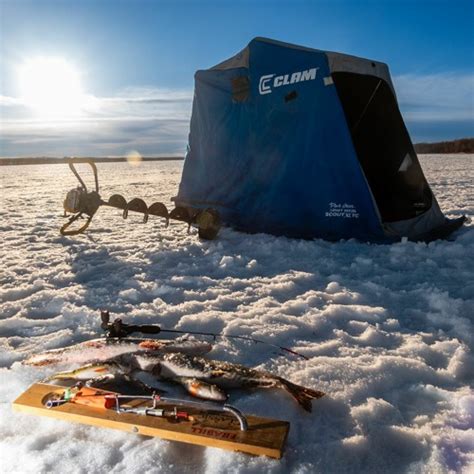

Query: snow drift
left=0, top=156, right=473, bottom=473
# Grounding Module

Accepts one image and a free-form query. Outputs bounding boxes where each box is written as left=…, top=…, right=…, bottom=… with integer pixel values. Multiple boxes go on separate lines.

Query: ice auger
left=60, top=159, right=220, bottom=239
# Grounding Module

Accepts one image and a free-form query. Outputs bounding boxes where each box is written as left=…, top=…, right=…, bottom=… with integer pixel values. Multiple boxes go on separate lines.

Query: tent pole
left=351, top=79, right=382, bottom=134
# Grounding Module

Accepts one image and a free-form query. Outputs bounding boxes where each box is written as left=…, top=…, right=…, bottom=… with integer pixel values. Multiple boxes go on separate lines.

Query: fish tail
left=278, top=378, right=325, bottom=412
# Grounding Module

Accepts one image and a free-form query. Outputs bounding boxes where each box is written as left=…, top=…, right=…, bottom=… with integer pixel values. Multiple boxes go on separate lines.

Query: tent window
left=332, top=72, right=433, bottom=223
left=231, top=76, right=250, bottom=102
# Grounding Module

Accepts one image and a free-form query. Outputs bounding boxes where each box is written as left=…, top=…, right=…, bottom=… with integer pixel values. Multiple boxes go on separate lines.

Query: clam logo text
left=258, top=67, right=319, bottom=95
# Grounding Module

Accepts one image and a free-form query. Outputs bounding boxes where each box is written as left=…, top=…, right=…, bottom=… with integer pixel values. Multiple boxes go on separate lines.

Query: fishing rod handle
left=127, top=324, right=161, bottom=334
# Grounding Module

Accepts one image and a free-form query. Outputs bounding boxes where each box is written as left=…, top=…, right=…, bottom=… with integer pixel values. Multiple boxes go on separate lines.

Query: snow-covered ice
left=0, top=155, right=473, bottom=473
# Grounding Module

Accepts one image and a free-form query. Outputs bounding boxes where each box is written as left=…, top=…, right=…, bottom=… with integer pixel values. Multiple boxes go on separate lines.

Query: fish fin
left=278, top=378, right=325, bottom=412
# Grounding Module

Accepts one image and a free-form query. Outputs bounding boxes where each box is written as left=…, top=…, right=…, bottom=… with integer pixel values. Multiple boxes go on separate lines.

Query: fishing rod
left=100, top=311, right=309, bottom=360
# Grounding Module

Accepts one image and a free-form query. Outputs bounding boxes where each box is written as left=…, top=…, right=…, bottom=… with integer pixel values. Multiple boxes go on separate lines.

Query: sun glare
left=126, top=150, right=143, bottom=166
left=18, top=57, right=87, bottom=117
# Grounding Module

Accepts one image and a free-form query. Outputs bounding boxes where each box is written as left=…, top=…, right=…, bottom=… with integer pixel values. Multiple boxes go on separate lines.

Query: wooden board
left=12, top=383, right=289, bottom=459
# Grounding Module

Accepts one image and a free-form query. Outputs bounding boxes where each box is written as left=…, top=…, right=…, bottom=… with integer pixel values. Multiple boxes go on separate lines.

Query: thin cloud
left=0, top=96, right=25, bottom=106
left=393, top=72, right=474, bottom=122
left=0, top=88, right=193, bottom=157
left=1, top=76, right=473, bottom=157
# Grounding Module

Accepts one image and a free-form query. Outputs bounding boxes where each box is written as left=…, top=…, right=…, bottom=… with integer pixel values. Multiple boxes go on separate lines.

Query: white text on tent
left=259, top=68, right=319, bottom=95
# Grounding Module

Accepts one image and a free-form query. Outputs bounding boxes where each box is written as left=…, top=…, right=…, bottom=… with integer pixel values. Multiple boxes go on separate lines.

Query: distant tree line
left=414, top=138, right=474, bottom=154
left=1, top=138, right=473, bottom=166
left=0, top=156, right=183, bottom=166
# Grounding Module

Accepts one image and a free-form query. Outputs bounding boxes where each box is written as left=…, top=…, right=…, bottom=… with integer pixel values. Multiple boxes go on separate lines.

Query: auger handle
left=68, top=159, right=99, bottom=193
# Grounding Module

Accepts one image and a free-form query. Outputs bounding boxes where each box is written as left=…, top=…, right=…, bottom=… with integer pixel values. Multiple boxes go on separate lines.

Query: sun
left=18, top=57, right=87, bottom=117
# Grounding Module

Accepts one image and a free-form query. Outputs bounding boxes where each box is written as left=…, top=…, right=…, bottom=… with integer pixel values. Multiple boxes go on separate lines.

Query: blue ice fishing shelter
left=176, top=37, right=465, bottom=242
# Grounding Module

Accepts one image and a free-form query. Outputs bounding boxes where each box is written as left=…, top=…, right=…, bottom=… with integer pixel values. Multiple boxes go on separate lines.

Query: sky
left=0, top=0, right=473, bottom=157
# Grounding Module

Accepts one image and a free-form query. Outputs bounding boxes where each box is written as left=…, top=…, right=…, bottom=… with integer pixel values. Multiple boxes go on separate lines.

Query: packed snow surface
left=0, top=155, right=473, bottom=473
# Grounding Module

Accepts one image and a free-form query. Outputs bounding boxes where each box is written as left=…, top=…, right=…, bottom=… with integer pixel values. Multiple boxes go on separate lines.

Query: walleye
left=24, top=337, right=213, bottom=367
left=50, top=351, right=324, bottom=412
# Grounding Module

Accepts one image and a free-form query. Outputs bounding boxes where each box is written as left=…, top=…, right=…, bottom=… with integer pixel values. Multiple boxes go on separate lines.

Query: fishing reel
left=101, top=310, right=161, bottom=338
left=60, top=158, right=221, bottom=239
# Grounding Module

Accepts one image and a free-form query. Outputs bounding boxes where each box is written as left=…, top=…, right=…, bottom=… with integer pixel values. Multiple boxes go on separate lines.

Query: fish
left=49, top=363, right=227, bottom=402
left=49, top=362, right=120, bottom=384
left=50, top=351, right=325, bottom=412
left=177, top=377, right=228, bottom=402
left=23, top=337, right=213, bottom=367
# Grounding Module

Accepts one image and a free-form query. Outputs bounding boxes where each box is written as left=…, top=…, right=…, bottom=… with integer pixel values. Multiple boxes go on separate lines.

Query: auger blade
left=123, top=198, right=148, bottom=222
left=169, top=206, right=192, bottom=223
left=108, top=194, right=127, bottom=210
left=148, top=202, right=169, bottom=226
